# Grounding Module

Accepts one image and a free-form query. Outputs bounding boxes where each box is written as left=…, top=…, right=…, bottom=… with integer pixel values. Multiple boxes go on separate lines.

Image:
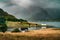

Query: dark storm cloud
left=0, top=0, right=60, bottom=20
left=31, top=0, right=60, bottom=8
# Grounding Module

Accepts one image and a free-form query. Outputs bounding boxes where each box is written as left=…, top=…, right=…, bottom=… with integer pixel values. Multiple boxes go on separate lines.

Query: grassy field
left=6, top=21, right=41, bottom=28
left=0, top=28, right=60, bottom=40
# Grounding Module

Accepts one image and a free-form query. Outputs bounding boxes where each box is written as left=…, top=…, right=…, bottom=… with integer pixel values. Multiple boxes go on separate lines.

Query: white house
left=41, top=24, right=47, bottom=29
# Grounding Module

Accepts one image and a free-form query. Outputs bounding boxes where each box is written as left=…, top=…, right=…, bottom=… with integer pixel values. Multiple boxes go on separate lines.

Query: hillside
left=0, top=8, right=17, bottom=21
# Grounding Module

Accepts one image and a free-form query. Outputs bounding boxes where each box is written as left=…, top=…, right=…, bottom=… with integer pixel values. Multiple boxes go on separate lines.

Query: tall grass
left=0, top=28, right=60, bottom=40
left=0, top=33, right=60, bottom=40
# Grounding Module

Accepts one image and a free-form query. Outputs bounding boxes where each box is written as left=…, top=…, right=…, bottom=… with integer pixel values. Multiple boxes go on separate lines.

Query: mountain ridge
left=0, top=8, right=17, bottom=21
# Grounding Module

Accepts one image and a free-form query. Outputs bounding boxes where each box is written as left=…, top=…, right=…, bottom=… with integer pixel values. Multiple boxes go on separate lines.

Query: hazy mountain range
left=28, top=6, right=60, bottom=21
left=0, top=8, right=60, bottom=22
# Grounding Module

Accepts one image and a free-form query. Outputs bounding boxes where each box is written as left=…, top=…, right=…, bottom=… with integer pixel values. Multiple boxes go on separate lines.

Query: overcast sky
left=0, top=0, right=60, bottom=19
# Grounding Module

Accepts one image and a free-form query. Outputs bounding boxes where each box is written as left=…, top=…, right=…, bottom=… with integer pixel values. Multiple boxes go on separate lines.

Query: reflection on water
left=36, top=21, right=60, bottom=28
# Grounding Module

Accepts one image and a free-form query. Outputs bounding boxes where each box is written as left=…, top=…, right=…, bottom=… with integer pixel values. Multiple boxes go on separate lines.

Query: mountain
left=0, top=8, right=28, bottom=22
left=0, top=8, right=17, bottom=21
left=28, top=6, right=60, bottom=21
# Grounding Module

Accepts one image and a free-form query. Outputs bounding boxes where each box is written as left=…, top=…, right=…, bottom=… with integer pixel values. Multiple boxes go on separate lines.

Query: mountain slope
left=0, top=8, right=17, bottom=21
left=28, top=6, right=60, bottom=21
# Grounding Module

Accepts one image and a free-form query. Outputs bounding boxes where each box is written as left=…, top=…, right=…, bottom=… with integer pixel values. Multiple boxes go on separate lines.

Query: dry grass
left=0, top=28, right=60, bottom=40
left=6, top=21, right=40, bottom=28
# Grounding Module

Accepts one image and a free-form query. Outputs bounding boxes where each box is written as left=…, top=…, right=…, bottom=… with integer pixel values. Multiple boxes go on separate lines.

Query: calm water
left=36, top=21, right=60, bottom=28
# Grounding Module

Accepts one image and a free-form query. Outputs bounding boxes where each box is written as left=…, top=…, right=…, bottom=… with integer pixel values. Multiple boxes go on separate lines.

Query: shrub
left=12, top=28, right=21, bottom=32
left=0, top=24, right=7, bottom=33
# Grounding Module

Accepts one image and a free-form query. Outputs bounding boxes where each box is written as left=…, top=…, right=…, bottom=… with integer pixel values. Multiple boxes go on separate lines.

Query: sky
left=0, top=0, right=60, bottom=20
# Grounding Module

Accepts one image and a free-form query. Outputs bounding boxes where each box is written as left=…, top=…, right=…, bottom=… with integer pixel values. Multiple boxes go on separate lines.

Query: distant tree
left=36, top=24, right=38, bottom=27
left=18, top=19, right=28, bottom=23
left=23, top=20, right=28, bottom=22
